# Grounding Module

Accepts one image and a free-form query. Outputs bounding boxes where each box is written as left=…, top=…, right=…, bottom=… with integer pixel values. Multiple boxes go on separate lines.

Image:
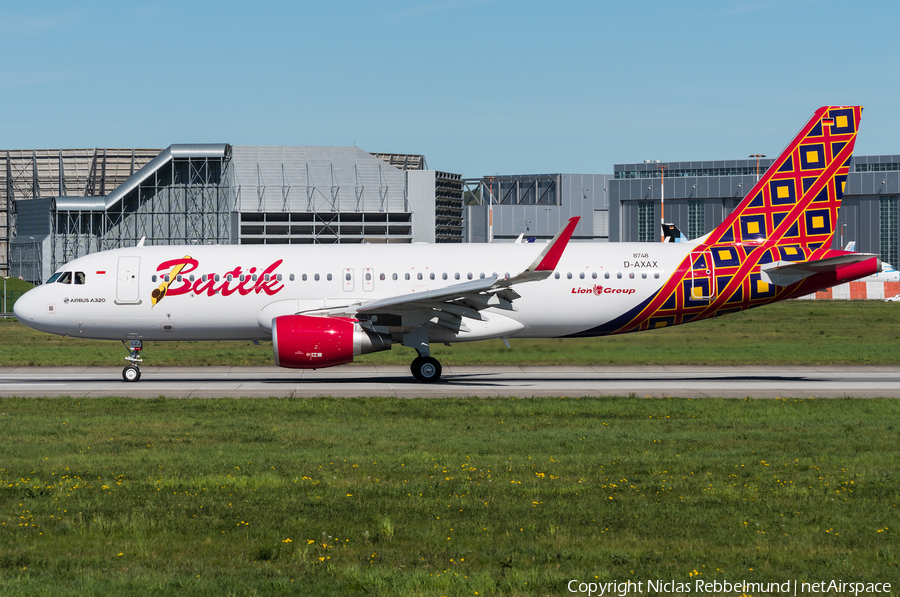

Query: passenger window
left=604, top=272, right=610, bottom=279
left=566, top=272, right=572, bottom=279
left=617, top=272, right=622, bottom=279
left=592, top=272, right=597, bottom=279
left=455, top=273, right=460, bottom=280
left=215, top=275, right=220, bottom=282
left=302, top=274, right=308, bottom=281
left=290, top=274, right=296, bottom=281
left=380, top=273, right=385, bottom=281
left=442, top=273, right=448, bottom=280
left=327, top=274, right=333, bottom=281
left=201, top=274, right=207, bottom=282
left=251, top=274, right=256, bottom=281
left=405, top=273, right=410, bottom=281
left=554, top=272, right=560, bottom=279
left=178, top=275, right=184, bottom=282
left=152, top=275, right=158, bottom=283
left=467, top=273, right=473, bottom=280
left=430, top=273, right=435, bottom=280
left=479, top=273, right=485, bottom=279
left=345, top=273, right=351, bottom=281
left=191, top=275, right=196, bottom=282
left=417, top=273, right=423, bottom=280
left=579, top=272, right=585, bottom=279
left=58, top=272, right=73, bottom=284
left=629, top=272, right=635, bottom=279
left=226, top=274, right=232, bottom=282
left=314, top=274, right=320, bottom=281
left=47, top=273, right=62, bottom=284
left=392, top=273, right=398, bottom=281
left=164, top=275, right=171, bottom=283
left=365, top=273, right=372, bottom=281
left=641, top=273, right=647, bottom=279
left=277, top=274, right=283, bottom=281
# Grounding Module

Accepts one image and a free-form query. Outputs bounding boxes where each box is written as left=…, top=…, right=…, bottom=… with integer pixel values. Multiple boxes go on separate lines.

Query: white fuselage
left=14, top=241, right=694, bottom=342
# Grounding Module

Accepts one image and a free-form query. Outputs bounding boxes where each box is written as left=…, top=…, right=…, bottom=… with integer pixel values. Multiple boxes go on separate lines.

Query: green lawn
left=0, top=277, right=32, bottom=314
left=1, top=397, right=897, bottom=596
left=2, top=300, right=899, bottom=366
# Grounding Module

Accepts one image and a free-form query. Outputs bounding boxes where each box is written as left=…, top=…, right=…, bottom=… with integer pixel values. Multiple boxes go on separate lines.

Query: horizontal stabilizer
left=760, top=253, right=880, bottom=286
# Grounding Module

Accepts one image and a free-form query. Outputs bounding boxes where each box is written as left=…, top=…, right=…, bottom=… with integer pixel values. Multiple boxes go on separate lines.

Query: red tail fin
left=705, top=106, right=862, bottom=251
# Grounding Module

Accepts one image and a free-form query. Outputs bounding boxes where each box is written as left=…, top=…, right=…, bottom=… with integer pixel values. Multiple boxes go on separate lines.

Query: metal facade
left=609, top=155, right=900, bottom=263
left=1, top=148, right=159, bottom=276
left=10, top=145, right=460, bottom=282
left=231, top=146, right=427, bottom=245
left=463, top=173, right=612, bottom=242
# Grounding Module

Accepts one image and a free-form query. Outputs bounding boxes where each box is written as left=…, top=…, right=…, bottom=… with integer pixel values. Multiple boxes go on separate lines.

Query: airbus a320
left=14, top=106, right=878, bottom=382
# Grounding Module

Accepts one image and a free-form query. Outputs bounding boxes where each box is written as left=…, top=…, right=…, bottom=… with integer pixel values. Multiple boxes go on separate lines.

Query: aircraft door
left=362, top=268, right=374, bottom=291
left=688, top=250, right=716, bottom=301
left=116, top=256, right=141, bottom=304
left=342, top=268, right=354, bottom=292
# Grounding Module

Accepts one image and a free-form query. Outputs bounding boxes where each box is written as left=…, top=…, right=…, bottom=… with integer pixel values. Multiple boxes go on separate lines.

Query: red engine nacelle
left=272, top=314, right=391, bottom=369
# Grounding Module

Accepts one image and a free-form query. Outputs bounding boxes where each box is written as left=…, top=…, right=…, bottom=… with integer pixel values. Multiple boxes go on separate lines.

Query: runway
left=0, top=365, right=898, bottom=398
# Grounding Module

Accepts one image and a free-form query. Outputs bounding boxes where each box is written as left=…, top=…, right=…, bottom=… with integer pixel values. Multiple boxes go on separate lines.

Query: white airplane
left=860, top=261, right=899, bottom=283
left=14, top=106, right=880, bottom=383
left=843, top=241, right=898, bottom=282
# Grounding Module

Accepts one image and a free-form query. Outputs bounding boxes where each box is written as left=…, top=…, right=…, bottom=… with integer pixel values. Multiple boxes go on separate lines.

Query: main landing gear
left=122, top=340, right=143, bottom=382
left=410, top=355, right=442, bottom=383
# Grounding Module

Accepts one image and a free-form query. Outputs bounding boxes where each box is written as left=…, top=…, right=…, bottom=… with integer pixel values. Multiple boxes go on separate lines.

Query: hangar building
left=608, top=155, right=900, bottom=265
left=7, top=145, right=462, bottom=283
left=462, top=174, right=613, bottom=243
left=463, top=156, right=900, bottom=269
left=2, top=148, right=160, bottom=277
left=6, top=144, right=900, bottom=283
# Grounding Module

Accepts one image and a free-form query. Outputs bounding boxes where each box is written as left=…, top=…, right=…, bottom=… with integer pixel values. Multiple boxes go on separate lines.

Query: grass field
left=0, top=277, right=33, bottom=314
left=0, top=397, right=897, bottom=596
left=2, top=300, right=900, bottom=367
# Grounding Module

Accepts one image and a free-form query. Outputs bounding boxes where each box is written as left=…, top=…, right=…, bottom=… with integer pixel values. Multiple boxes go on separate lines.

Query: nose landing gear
left=122, top=340, right=143, bottom=382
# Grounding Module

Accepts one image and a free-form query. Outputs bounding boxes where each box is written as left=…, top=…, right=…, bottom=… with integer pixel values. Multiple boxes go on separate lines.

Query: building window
left=688, top=200, right=705, bottom=240
left=638, top=202, right=655, bottom=242
left=880, top=196, right=898, bottom=265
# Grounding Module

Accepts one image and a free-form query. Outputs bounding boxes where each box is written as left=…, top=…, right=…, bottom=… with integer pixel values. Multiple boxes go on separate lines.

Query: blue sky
left=3, top=0, right=899, bottom=177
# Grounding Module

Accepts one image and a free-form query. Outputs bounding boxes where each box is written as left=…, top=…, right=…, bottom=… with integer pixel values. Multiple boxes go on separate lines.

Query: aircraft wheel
left=411, top=356, right=442, bottom=383
left=123, top=365, right=141, bottom=382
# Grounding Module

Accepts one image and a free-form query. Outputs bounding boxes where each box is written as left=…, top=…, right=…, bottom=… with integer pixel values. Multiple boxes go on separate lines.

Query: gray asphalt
left=0, top=365, right=898, bottom=398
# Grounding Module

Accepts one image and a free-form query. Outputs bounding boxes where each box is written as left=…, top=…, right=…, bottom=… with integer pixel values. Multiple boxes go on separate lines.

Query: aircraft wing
left=300, top=217, right=580, bottom=333
left=760, top=253, right=880, bottom=286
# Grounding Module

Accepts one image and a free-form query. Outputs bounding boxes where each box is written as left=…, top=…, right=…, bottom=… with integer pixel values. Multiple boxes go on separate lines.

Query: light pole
left=2, top=276, right=7, bottom=315
left=485, top=177, right=496, bottom=243
left=657, top=164, right=668, bottom=242
left=750, top=154, right=766, bottom=181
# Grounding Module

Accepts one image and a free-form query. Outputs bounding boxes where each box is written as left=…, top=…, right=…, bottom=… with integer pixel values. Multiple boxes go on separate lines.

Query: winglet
left=535, top=217, right=580, bottom=271
left=498, top=217, right=580, bottom=287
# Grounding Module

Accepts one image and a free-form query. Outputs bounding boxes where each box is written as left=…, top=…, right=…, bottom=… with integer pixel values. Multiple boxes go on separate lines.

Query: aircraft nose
left=13, top=289, right=40, bottom=326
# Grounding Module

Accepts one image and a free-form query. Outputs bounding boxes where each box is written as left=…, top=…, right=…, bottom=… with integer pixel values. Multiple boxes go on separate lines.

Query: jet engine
left=271, top=314, right=391, bottom=369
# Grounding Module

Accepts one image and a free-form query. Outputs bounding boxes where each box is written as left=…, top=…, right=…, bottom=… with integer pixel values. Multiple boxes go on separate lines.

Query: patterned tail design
left=580, top=106, right=868, bottom=337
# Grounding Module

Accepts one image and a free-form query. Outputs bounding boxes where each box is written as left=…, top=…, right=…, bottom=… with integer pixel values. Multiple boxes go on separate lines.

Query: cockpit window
left=47, top=273, right=62, bottom=284
left=57, top=272, right=73, bottom=284
left=74, top=272, right=86, bottom=285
